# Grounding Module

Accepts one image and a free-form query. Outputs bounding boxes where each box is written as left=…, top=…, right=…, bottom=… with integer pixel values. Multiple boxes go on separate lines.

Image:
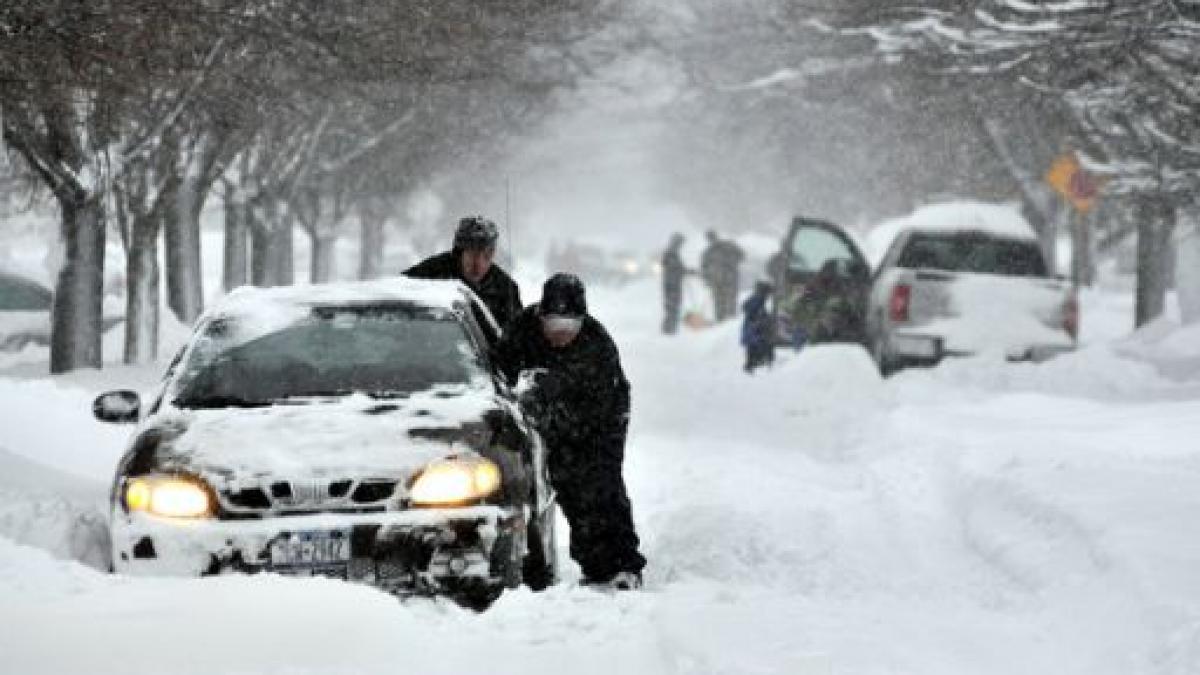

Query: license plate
left=270, top=530, right=350, bottom=567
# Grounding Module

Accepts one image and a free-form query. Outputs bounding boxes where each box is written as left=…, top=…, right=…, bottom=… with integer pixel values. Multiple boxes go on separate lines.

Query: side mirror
left=93, top=390, right=141, bottom=424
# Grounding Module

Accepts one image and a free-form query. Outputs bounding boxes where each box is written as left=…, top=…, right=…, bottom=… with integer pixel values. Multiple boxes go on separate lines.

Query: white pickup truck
left=866, top=227, right=1077, bottom=374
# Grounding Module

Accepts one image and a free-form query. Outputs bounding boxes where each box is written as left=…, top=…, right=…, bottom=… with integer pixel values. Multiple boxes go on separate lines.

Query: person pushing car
left=493, top=273, right=647, bottom=590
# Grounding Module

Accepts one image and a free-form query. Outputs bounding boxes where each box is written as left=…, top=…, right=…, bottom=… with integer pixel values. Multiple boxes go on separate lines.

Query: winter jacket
left=661, top=245, right=686, bottom=295
left=493, top=305, right=631, bottom=461
left=700, top=239, right=745, bottom=288
left=404, top=250, right=523, bottom=333
left=741, top=290, right=773, bottom=348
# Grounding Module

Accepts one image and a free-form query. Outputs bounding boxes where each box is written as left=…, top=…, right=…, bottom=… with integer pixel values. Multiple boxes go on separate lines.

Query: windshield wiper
left=172, top=395, right=272, bottom=410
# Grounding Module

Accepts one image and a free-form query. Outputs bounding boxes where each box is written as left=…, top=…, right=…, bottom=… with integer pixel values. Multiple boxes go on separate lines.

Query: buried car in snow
left=0, top=269, right=124, bottom=351
left=93, top=279, right=557, bottom=609
left=867, top=223, right=1077, bottom=374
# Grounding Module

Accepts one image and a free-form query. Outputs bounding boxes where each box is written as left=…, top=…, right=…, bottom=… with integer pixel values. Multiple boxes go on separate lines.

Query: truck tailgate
left=907, top=271, right=1074, bottom=356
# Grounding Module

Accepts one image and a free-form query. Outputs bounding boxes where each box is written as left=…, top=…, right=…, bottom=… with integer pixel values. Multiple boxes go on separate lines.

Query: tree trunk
left=1070, top=209, right=1095, bottom=287
left=164, top=179, right=204, bottom=325
left=1134, top=198, right=1175, bottom=327
left=359, top=214, right=385, bottom=280
left=250, top=218, right=277, bottom=288
left=971, top=100, right=1055, bottom=242
left=1178, top=219, right=1200, bottom=324
left=123, top=215, right=160, bottom=364
left=250, top=203, right=295, bottom=287
left=277, top=208, right=295, bottom=286
left=50, top=197, right=106, bottom=373
left=310, top=234, right=337, bottom=283
left=223, top=197, right=250, bottom=291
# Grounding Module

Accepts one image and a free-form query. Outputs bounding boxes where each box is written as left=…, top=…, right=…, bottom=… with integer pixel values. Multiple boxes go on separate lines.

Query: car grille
left=219, top=478, right=400, bottom=517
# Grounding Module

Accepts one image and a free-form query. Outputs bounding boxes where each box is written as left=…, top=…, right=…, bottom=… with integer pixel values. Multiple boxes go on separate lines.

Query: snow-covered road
left=2, top=279, right=1199, bottom=674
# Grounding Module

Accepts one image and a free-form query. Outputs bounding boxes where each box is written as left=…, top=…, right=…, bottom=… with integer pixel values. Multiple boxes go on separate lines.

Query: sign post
left=1045, top=152, right=1105, bottom=287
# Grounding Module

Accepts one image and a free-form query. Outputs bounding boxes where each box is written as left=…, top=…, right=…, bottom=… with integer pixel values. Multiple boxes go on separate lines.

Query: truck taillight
left=889, top=284, right=911, bottom=322
left=1063, top=294, right=1079, bottom=340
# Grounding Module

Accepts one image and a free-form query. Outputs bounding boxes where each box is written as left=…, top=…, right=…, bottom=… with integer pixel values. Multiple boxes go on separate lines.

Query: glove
left=518, top=384, right=548, bottom=420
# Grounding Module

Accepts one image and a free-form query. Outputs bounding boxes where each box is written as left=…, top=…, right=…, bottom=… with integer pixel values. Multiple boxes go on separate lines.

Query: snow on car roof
left=189, top=278, right=478, bottom=349
left=865, top=201, right=1037, bottom=267
left=208, top=278, right=472, bottom=318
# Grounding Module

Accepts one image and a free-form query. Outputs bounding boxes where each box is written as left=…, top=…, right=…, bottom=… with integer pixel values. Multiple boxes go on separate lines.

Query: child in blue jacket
left=741, top=281, right=775, bottom=373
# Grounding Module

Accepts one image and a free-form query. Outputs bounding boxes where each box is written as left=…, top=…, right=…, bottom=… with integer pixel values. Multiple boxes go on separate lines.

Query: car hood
left=144, top=387, right=506, bottom=487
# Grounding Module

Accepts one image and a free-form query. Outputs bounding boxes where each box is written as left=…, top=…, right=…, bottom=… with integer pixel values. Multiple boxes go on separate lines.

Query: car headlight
left=409, top=457, right=502, bottom=507
left=123, top=476, right=213, bottom=518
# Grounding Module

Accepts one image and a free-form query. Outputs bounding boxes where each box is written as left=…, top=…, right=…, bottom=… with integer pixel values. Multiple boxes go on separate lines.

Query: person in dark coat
left=661, top=233, right=688, bottom=335
left=404, top=216, right=522, bottom=338
left=700, top=230, right=745, bottom=322
left=493, top=273, right=646, bottom=590
left=741, top=280, right=775, bottom=373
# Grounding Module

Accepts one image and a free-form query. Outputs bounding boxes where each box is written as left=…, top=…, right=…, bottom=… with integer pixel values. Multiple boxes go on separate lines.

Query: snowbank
left=1114, top=318, right=1200, bottom=382
left=0, top=447, right=110, bottom=571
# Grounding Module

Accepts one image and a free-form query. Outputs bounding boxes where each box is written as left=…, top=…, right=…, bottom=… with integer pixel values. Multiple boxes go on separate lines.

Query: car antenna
left=505, top=176, right=516, bottom=272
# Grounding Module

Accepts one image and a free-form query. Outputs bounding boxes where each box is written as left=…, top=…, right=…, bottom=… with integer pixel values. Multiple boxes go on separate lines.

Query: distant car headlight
left=410, top=457, right=502, bottom=507
left=123, top=476, right=213, bottom=519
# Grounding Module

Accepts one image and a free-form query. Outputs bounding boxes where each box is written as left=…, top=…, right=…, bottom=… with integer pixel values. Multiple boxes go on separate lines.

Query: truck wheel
left=872, top=336, right=899, bottom=377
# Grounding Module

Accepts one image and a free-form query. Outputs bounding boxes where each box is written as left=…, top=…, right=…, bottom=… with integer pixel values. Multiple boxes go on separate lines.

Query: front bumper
left=111, top=506, right=523, bottom=596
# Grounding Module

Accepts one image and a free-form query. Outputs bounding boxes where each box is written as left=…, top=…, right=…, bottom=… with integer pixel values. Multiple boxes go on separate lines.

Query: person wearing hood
left=493, top=273, right=647, bottom=591
left=404, top=216, right=523, bottom=338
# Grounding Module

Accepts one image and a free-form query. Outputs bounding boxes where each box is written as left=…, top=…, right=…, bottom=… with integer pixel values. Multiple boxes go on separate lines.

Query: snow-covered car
left=92, top=279, right=557, bottom=609
left=0, top=270, right=124, bottom=351
left=770, top=217, right=872, bottom=346
left=867, top=224, right=1077, bottom=374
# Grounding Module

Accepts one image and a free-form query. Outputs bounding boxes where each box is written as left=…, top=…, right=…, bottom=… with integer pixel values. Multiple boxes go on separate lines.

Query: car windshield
left=171, top=305, right=488, bottom=408
left=897, top=233, right=1047, bottom=277
left=788, top=228, right=857, bottom=274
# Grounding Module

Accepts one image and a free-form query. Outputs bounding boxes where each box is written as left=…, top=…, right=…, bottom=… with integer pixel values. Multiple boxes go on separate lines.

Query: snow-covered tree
left=1, top=0, right=621, bottom=371
left=859, top=0, right=1200, bottom=325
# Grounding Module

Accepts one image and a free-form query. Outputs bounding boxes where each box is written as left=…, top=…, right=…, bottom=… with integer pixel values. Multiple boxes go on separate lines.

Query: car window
left=0, top=275, right=52, bottom=311
left=788, top=228, right=858, bottom=274
left=172, top=305, right=489, bottom=408
left=897, top=234, right=1046, bottom=277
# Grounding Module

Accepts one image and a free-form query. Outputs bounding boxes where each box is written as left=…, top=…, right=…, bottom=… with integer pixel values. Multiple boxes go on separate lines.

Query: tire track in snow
left=957, top=478, right=1109, bottom=594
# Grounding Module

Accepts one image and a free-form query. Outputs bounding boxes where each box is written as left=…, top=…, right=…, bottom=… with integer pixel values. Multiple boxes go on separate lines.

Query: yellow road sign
left=1046, top=152, right=1104, bottom=213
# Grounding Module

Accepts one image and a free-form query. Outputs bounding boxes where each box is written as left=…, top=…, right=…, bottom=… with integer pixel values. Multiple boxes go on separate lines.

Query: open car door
left=771, top=217, right=871, bottom=347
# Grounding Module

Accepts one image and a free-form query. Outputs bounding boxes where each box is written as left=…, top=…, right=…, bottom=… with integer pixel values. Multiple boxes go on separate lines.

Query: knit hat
left=453, top=216, right=499, bottom=251
left=539, top=273, right=587, bottom=317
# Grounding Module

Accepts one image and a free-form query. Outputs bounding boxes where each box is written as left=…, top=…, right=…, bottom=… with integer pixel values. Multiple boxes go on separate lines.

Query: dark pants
left=663, top=284, right=682, bottom=334
left=548, top=441, right=646, bottom=583
left=744, top=342, right=774, bottom=373
left=710, top=280, right=739, bottom=322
